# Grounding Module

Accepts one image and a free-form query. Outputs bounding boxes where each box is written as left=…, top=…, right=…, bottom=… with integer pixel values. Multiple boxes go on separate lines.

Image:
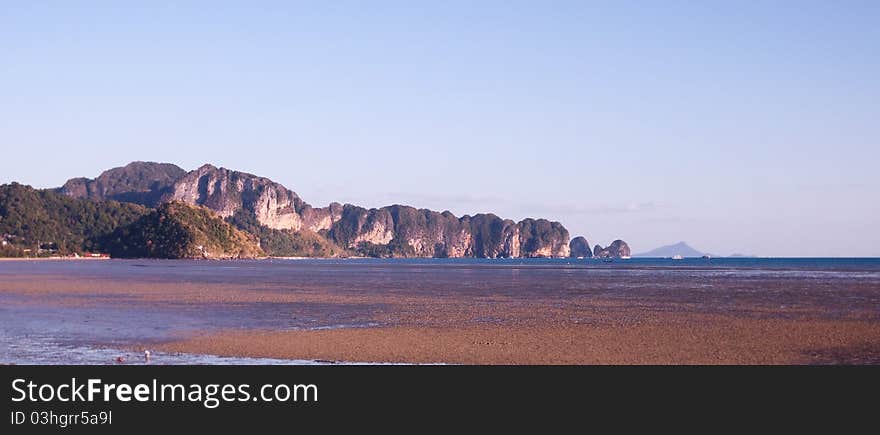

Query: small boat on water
left=672, top=254, right=683, bottom=260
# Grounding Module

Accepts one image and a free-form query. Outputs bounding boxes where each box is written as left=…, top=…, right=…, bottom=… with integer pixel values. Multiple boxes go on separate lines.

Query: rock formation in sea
left=568, top=236, right=592, bottom=258
left=593, top=240, right=631, bottom=258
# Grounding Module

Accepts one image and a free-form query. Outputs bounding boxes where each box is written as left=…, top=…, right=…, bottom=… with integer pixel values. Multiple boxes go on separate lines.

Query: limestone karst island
left=0, top=161, right=629, bottom=260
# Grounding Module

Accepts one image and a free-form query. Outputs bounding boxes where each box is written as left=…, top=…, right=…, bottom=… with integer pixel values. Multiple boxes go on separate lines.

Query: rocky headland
left=1, top=161, right=629, bottom=259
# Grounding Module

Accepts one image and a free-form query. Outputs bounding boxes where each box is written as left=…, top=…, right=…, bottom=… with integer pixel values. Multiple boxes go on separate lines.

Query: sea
left=1, top=257, right=878, bottom=364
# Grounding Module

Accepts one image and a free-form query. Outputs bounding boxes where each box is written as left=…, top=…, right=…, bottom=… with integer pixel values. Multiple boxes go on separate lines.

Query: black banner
left=2, top=365, right=876, bottom=433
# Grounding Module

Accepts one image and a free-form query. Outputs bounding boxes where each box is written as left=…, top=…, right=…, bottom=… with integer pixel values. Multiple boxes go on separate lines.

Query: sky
left=1, top=1, right=878, bottom=256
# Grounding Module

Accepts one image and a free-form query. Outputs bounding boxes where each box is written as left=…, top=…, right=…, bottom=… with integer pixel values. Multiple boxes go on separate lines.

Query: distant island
left=1, top=162, right=630, bottom=259
left=634, top=241, right=758, bottom=258
left=634, top=241, right=710, bottom=258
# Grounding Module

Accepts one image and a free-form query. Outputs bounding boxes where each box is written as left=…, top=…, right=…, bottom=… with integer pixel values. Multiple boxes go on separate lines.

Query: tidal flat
left=2, top=258, right=879, bottom=364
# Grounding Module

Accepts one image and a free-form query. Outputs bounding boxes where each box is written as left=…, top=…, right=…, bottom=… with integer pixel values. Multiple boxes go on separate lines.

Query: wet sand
left=158, top=318, right=880, bottom=364
left=2, top=259, right=879, bottom=364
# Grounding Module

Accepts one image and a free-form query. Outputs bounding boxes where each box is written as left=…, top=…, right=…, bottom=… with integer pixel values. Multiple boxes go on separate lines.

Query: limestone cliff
left=159, top=165, right=570, bottom=258
left=568, top=236, right=592, bottom=258
left=61, top=162, right=574, bottom=258
left=162, top=164, right=305, bottom=229
left=330, top=206, right=569, bottom=258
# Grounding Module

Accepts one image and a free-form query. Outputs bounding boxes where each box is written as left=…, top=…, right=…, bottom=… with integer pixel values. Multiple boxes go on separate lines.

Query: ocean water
left=1, top=257, right=878, bottom=364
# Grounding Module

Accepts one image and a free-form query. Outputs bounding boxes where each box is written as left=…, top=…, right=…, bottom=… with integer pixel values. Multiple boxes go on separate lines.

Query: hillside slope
left=0, top=183, right=148, bottom=255
left=103, top=202, right=264, bottom=259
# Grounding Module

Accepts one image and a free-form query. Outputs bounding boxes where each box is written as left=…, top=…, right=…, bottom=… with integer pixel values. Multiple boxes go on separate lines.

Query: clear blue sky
left=2, top=1, right=878, bottom=256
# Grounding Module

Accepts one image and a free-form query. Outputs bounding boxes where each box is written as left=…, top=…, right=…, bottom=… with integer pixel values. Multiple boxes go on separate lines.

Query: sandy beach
left=1, top=259, right=879, bottom=365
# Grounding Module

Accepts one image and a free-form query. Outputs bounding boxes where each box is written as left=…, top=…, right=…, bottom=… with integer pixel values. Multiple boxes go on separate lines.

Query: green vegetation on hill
left=0, top=183, right=148, bottom=255
left=104, top=202, right=263, bottom=259
left=59, top=161, right=186, bottom=207
left=355, top=237, right=416, bottom=258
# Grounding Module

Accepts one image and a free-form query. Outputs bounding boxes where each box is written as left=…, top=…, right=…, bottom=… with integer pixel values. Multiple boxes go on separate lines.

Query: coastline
left=0, top=255, right=370, bottom=261
left=0, top=256, right=110, bottom=261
